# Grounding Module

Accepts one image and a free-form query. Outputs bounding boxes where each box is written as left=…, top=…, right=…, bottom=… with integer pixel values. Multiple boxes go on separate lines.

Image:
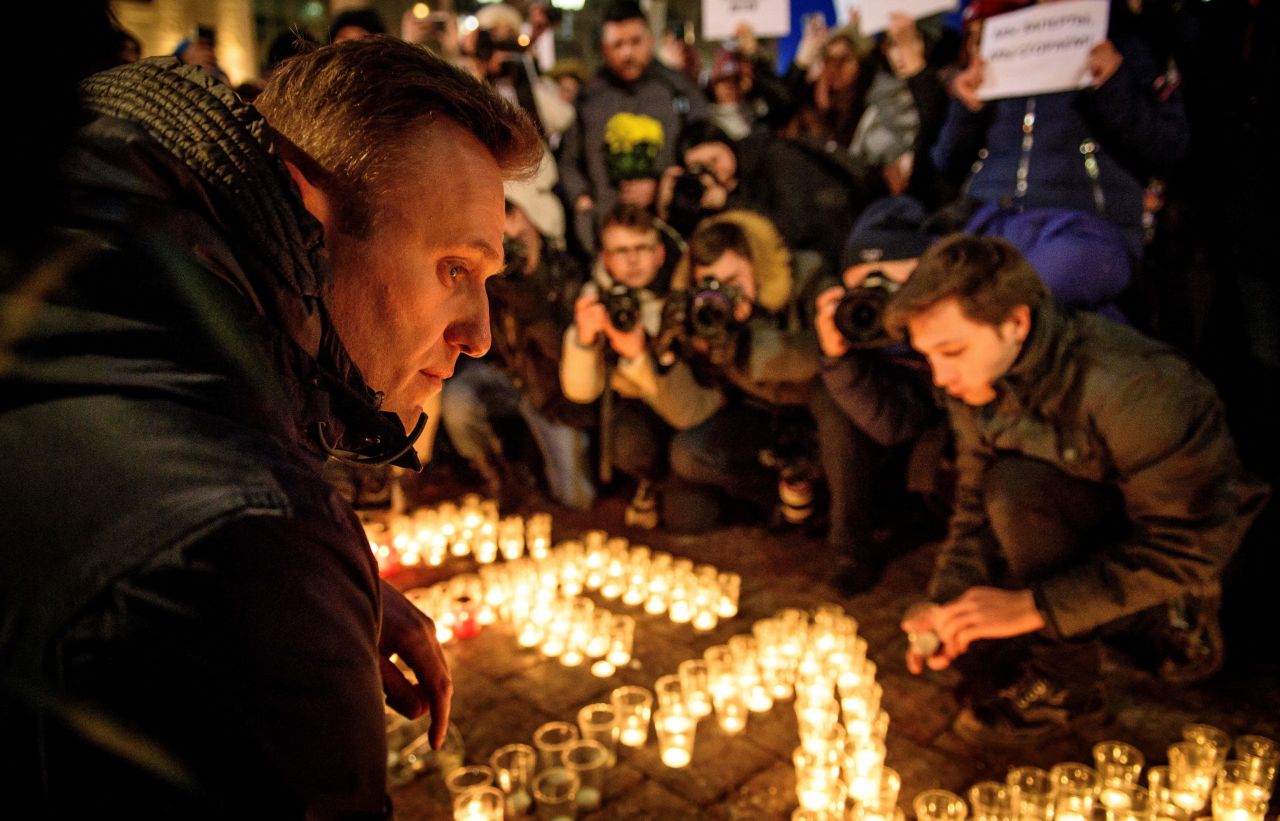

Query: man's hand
left=900, top=601, right=947, bottom=674
left=1088, top=40, right=1123, bottom=88
left=604, top=322, right=647, bottom=360
left=912, top=587, right=1046, bottom=667
left=379, top=580, right=453, bottom=749
left=575, top=292, right=608, bottom=347
left=815, top=285, right=849, bottom=358
left=735, top=23, right=759, bottom=58
left=951, top=58, right=986, bottom=112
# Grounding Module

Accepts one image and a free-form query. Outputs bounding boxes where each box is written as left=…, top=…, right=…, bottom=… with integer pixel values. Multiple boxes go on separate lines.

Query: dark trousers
left=611, top=399, right=672, bottom=482
left=810, top=379, right=891, bottom=553
left=963, top=456, right=1127, bottom=691
left=669, top=403, right=776, bottom=510
left=983, top=455, right=1127, bottom=587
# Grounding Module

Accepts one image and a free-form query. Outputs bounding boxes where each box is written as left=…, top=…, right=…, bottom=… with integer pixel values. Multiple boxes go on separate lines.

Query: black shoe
left=953, top=670, right=1108, bottom=748
left=830, top=555, right=886, bottom=596
left=1158, top=586, right=1225, bottom=684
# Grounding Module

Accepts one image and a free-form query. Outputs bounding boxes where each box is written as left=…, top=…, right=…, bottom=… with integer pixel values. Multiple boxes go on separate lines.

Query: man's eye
left=448, top=264, right=465, bottom=279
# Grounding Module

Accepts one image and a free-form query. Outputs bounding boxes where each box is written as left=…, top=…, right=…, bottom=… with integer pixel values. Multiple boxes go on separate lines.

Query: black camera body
left=603, top=283, right=641, bottom=332
left=671, top=164, right=711, bottom=212
left=689, top=278, right=743, bottom=340
left=834, top=272, right=900, bottom=348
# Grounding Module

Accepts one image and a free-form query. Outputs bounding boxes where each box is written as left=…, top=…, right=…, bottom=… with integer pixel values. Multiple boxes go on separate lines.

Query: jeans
left=669, top=403, right=776, bottom=510
left=440, top=361, right=595, bottom=510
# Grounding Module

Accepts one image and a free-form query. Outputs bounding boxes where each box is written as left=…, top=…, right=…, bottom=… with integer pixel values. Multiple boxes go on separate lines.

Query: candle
left=661, top=748, right=691, bottom=768
left=576, top=786, right=601, bottom=808
left=591, top=660, right=616, bottom=678
left=620, top=726, right=646, bottom=746
left=505, top=790, right=531, bottom=816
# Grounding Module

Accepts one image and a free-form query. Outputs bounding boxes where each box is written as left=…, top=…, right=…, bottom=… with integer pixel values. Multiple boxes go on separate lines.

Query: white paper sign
left=850, top=0, right=958, bottom=36
left=977, top=0, right=1109, bottom=101
left=702, top=0, right=791, bottom=42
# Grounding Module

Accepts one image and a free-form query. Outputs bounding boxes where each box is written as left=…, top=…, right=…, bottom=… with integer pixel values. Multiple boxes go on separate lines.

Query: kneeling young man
left=892, top=235, right=1267, bottom=746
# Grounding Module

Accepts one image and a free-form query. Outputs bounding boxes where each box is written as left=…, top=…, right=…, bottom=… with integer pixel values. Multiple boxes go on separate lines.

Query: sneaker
left=624, top=480, right=660, bottom=529
left=1158, top=586, right=1225, bottom=684
left=953, top=669, right=1108, bottom=748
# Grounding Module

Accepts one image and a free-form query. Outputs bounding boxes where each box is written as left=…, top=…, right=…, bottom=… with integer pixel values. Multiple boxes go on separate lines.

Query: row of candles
left=404, top=536, right=742, bottom=677
left=896, top=726, right=1277, bottom=821
left=365, top=494, right=547, bottom=576
left=444, top=602, right=899, bottom=820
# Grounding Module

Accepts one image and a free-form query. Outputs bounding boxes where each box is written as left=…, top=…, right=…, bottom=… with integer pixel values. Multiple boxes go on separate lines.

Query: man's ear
left=283, top=160, right=334, bottom=232
left=1007, top=303, right=1032, bottom=344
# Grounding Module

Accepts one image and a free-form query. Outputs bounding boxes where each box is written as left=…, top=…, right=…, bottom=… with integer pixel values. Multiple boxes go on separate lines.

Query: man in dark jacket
left=0, top=39, right=541, bottom=816
left=891, top=235, right=1268, bottom=747
left=558, top=0, right=707, bottom=253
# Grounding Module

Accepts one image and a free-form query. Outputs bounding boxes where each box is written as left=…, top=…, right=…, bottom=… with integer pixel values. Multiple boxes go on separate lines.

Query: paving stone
left=505, top=657, right=615, bottom=717
left=711, top=758, right=797, bottom=820
left=441, top=668, right=509, bottom=743
left=877, top=670, right=959, bottom=745
left=449, top=693, right=557, bottom=766
left=886, top=732, right=984, bottom=796
left=618, top=716, right=781, bottom=806
left=585, top=774, right=704, bottom=820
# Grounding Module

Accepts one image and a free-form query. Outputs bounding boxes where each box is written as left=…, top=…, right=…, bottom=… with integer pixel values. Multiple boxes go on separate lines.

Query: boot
left=953, top=641, right=1109, bottom=748
left=1158, top=584, right=1225, bottom=684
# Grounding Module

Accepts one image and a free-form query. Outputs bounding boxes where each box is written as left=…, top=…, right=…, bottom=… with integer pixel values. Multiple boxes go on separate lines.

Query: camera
left=834, top=272, right=900, bottom=347
left=689, top=278, right=742, bottom=340
left=602, top=283, right=641, bottom=332
left=474, top=29, right=527, bottom=62
left=672, top=164, right=711, bottom=210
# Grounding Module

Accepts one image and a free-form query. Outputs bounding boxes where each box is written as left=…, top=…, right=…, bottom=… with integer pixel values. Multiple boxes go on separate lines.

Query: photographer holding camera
left=813, top=195, right=1144, bottom=593
left=562, top=204, right=724, bottom=526
left=813, top=198, right=950, bottom=594
left=656, top=210, right=827, bottom=532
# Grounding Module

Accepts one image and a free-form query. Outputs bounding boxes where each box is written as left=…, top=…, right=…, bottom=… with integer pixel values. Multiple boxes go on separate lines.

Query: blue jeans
left=440, top=362, right=595, bottom=510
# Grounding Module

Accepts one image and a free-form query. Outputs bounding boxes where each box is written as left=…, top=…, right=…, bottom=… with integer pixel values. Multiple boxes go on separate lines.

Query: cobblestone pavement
left=388, top=497, right=1280, bottom=820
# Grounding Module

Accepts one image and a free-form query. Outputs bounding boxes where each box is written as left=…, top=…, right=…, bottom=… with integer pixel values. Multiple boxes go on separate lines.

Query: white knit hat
left=503, top=148, right=565, bottom=248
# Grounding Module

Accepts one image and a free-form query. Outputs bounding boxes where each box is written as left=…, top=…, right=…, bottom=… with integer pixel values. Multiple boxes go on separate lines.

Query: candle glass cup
left=1210, top=782, right=1267, bottom=821
left=654, top=709, right=697, bottom=768
left=1003, top=763, right=1054, bottom=819
left=1183, top=724, right=1231, bottom=769
left=611, top=685, right=653, bottom=748
left=453, top=785, right=504, bottom=821
left=490, top=743, right=537, bottom=816
left=678, top=659, right=713, bottom=718
left=1169, top=741, right=1219, bottom=813
left=968, top=780, right=1013, bottom=821
left=1232, top=735, right=1278, bottom=795
left=446, top=764, right=497, bottom=797
left=576, top=703, right=619, bottom=767
left=654, top=674, right=687, bottom=715
left=563, top=739, right=609, bottom=812
left=533, top=721, right=580, bottom=772
left=1094, top=741, right=1146, bottom=807
left=914, top=789, right=969, bottom=821
left=531, top=767, right=579, bottom=821
left=1105, top=785, right=1155, bottom=821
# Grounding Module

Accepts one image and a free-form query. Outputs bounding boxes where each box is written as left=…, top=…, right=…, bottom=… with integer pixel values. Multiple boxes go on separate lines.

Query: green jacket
left=929, top=301, right=1269, bottom=638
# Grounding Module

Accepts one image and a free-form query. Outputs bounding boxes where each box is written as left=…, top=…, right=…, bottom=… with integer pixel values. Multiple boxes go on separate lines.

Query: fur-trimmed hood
left=671, top=209, right=793, bottom=313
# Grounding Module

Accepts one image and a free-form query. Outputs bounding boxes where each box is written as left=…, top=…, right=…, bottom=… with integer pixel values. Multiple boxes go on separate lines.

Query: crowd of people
left=1, top=0, right=1274, bottom=814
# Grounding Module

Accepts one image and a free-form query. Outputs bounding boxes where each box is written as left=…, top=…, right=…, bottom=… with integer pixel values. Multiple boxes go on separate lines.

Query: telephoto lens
left=603, top=283, right=641, bottom=332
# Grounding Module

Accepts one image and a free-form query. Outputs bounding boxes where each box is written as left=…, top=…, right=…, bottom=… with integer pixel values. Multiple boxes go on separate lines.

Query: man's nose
left=446, top=292, right=491, bottom=359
